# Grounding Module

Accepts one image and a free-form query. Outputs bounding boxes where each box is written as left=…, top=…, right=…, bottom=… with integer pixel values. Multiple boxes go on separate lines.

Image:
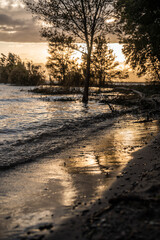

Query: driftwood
left=115, top=87, right=145, bottom=98
left=115, top=87, right=160, bottom=109
left=101, top=87, right=160, bottom=120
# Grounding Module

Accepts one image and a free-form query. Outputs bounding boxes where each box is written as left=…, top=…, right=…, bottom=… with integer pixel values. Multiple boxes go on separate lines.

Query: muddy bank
left=46, top=133, right=160, bottom=240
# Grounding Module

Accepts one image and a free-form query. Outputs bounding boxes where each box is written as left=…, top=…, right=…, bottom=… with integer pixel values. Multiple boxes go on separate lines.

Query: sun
left=108, top=43, right=125, bottom=63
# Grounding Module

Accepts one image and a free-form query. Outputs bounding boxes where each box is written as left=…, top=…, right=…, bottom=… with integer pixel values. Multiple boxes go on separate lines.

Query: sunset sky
left=0, top=0, right=146, bottom=82
left=0, top=0, right=126, bottom=64
left=0, top=0, right=49, bottom=63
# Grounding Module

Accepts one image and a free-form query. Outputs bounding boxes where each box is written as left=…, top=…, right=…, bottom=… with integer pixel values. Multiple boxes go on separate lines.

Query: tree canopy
left=24, top=0, right=114, bottom=102
left=46, top=36, right=83, bottom=86
left=115, top=0, right=160, bottom=81
left=92, top=35, right=119, bottom=87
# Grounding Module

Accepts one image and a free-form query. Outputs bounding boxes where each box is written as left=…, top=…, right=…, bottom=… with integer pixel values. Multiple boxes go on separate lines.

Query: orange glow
left=0, top=41, right=125, bottom=66
left=0, top=42, right=49, bottom=64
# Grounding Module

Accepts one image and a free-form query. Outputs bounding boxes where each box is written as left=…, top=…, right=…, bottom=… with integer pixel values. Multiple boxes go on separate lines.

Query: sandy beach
left=46, top=130, right=160, bottom=240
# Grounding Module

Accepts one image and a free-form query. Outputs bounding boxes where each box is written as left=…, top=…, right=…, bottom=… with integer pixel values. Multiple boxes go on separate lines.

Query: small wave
left=0, top=115, right=8, bottom=120
left=0, top=128, right=19, bottom=134
left=0, top=98, right=33, bottom=103
left=0, top=109, right=133, bottom=170
left=40, top=96, right=80, bottom=102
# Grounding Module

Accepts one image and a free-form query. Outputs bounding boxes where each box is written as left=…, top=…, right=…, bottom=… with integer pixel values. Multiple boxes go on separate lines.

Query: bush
left=0, top=53, right=46, bottom=86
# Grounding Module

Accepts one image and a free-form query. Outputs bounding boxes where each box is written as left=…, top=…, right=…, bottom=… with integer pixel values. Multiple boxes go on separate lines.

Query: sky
left=0, top=0, right=43, bottom=42
left=0, top=0, right=146, bottom=82
left=0, top=0, right=126, bottom=64
left=0, top=0, right=50, bottom=63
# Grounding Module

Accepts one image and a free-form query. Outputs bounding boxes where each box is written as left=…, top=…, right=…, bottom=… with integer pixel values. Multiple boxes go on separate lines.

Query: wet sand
left=47, top=132, right=160, bottom=240
left=0, top=115, right=160, bottom=240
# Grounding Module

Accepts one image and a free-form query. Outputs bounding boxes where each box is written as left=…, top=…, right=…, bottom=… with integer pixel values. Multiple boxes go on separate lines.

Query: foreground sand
left=46, top=133, right=160, bottom=240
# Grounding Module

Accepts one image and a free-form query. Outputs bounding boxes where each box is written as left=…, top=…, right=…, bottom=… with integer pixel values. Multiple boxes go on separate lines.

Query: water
left=0, top=84, right=160, bottom=240
left=0, top=84, right=111, bottom=168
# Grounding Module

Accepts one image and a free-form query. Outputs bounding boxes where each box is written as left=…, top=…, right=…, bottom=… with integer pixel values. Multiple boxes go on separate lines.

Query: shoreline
left=46, top=132, right=160, bottom=240
left=0, top=108, right=135, bottom=170
left=0, top=115, right=159, bottom=240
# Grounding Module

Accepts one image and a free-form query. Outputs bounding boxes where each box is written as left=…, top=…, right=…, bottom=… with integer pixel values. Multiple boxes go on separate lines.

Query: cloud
left=0, top=0, right=44, bottom=42
left=0, top=14, right=24, bottom=26
left=0, top=0, right=118, bottom=43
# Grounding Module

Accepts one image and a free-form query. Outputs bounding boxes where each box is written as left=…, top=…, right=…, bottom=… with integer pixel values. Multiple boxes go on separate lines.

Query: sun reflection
left=106, top=18, right=115, bottom=24
left=0, top=157, right=77, bottom=231
left=0, top=115, right=159, bottom=239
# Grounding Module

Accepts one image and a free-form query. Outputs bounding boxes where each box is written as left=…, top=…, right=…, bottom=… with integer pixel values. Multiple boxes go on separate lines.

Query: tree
left=0, top=53, right=45, bottom=85
left=9, top=63, right=29, bottom=85
left=26, top=61, right=45, bottom=86
left=24, top=0, right=114, bottom=102
left=92, top=35, right=119, bottom=88
left=115, top=0, right=160, bottom=81
left=0, top=54, right=8, bottom=83
left=46, top=35, right=79, bottom=86
left=0, top=53, right=21, bottom=83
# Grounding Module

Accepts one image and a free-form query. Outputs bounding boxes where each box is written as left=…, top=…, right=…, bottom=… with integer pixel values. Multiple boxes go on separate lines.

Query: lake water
left=0, top=84, right=112, bottom=169
left=0, top=83, right=159, bottom=240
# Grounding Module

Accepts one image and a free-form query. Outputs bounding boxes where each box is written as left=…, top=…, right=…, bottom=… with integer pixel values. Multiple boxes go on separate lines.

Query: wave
left=0, top=109, right=133, bottom=170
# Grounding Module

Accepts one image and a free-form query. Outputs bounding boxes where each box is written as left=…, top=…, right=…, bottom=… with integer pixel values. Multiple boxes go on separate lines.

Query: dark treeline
left=23, top=0, right=160, bottom=102
left=2, top=1, right=160, bottom=91
left=24, top=0, right=116, bottom=102
left=115, top=0, right=160, bottom=82
left=46, top=35, right=128, bottom=88
left=0, top=53, right=45, bottom=86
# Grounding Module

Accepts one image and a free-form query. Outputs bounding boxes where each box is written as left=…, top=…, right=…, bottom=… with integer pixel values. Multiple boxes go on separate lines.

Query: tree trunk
left=98, top=73, right=102, bottom=92
left=82, top=49, right=91, bottom=103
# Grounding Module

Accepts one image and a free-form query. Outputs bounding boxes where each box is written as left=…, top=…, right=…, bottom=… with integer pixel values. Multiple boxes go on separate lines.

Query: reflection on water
left=0, top=115, right=159, bottom=240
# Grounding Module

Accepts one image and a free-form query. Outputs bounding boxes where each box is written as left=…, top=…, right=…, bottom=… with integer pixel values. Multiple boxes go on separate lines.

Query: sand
left=45, top=133, right=160, bottom=240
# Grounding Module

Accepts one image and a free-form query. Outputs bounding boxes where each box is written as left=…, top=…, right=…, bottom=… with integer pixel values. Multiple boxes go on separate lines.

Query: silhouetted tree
left=0, top=53, right=45, bottom=85
left=46, top=35, right=80, bottom=86
left=0, top=54, right=8, bottom=83
left=26, top=61, right=46, bottom=86
left=24, top=0, right=114, bottom=102
left=115, top=0, right=160, bottom=81
left=92, top=35, right=119, bottom=88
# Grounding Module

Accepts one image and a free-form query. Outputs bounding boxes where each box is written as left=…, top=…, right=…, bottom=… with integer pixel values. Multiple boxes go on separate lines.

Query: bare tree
left=24, top=0, right=113, bottom=102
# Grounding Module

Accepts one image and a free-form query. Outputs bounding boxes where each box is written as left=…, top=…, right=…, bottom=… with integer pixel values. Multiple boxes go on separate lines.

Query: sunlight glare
left=106, top=18, right=115, bottom=24
left=108, top=43, right=125, bottom=63
left=72, top=43, right=126, bottom=67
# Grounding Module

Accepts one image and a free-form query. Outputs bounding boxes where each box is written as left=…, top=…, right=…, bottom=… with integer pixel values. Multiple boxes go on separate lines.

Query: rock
left=39, top=223, right=53, bottom=231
